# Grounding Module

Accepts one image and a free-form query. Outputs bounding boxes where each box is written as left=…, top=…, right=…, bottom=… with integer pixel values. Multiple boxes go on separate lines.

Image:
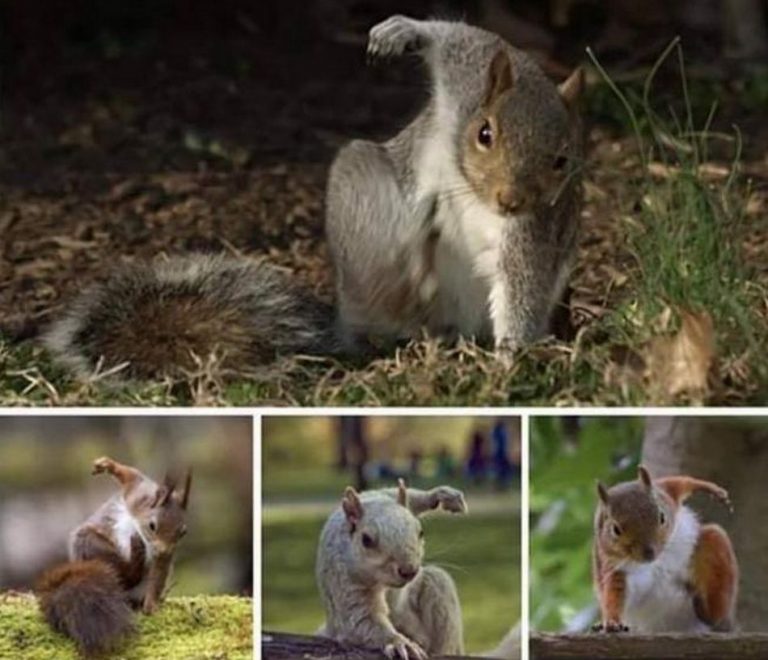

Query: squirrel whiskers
left=592, top=465, right=738, bottom=634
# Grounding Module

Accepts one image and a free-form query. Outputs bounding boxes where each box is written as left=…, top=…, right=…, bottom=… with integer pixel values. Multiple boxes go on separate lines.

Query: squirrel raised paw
left=316, top=479, right=466, bottom=658
left=36, top=457, right=191, bottom=656
left=592, top=465, right=739, bottom=633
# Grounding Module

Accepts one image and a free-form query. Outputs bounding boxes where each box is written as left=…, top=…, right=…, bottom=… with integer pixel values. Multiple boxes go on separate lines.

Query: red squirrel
left=592, top=465, right=738, bottom=633
left=35, top=456, right=191, bottom=657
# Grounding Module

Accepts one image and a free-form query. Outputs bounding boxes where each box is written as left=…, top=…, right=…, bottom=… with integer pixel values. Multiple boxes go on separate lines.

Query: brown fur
left=36, top=560, right=134, bottom=657
left=44, top=254, right=337, bottom=380
left=594, top=466, right=738, bottom=632
left=690, top=524, right=739, bottom=629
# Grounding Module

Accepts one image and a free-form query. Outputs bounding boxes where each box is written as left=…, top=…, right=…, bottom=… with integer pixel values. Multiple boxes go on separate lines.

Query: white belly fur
left=112, top=498, right=153, bottom=600
left=415, top=84, right=505, bottom=339
left=622, top=506, right=709, bottom=633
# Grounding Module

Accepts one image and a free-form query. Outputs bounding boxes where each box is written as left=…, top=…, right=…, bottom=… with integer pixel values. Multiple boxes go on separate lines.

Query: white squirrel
left=315, top=480, right=521, bottom=659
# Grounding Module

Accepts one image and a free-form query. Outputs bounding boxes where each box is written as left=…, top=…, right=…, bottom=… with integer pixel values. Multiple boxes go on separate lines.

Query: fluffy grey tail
left=43, top=254, right=337, bottom=380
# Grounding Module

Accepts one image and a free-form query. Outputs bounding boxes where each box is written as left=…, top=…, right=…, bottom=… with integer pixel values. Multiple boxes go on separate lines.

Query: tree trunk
left=642, top=417, right=768, bottom=631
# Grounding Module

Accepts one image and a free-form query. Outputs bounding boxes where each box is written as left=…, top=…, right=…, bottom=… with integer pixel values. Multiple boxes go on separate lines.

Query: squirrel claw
left=594, top=621, right=629, bottom=633
left=368, top=15, right=423, bottom=62
left=711, top=486, right=734, bottom=512
left=91, top=456, right=114, bottom=475
left=384, top=637, right=428, bottom=660
left=431, top=486, right=468, bottom=514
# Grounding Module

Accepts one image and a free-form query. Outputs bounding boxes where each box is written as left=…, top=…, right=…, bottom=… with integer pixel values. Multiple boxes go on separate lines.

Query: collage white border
left=4, top=404, right=765, bottom=660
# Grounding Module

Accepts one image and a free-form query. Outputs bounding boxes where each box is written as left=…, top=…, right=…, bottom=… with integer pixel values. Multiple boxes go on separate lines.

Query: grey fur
left=44, top=16, right=581, bottom=381
left=316, top=484, right=467, bottom=659
left=327, top=16, right=583, bottom=350
left=43, top=254, right=336, bottom=380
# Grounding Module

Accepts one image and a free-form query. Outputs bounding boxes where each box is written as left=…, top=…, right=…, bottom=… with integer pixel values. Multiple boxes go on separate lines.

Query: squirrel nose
left=642, top=546, right=656, bottom=562
left=496, top=188, right=524, bottom=214
left=398, top=566, right=418, bottom=582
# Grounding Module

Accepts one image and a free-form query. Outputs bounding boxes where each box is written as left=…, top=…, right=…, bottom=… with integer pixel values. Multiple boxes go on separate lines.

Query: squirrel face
left=595, top=466, right=675, bottom=565
left=461, top=50, right=584, bottom=217
left=135, top=470, right=192, bottom=556
left=341, top=485, right=424, bottom=588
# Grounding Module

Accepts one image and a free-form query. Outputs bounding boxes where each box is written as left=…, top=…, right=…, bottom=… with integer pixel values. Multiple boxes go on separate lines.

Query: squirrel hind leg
left=690, top=524, right=739, bottom=630
left=367, top=16, right=428, bottom=61
left=391, top=565, right=463, bottom=656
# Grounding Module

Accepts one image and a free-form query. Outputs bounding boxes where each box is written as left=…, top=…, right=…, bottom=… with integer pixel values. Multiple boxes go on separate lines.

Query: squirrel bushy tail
left=43, top=253, right=337, bottom=380
left=36, top=560, right=135, bottom=657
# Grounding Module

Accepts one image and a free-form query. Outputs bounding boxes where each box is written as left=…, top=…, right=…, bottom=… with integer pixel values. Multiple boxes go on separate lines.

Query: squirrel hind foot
left=367, top=15, right=425, bottom=61
left=592, top=622, right=629, bottom=633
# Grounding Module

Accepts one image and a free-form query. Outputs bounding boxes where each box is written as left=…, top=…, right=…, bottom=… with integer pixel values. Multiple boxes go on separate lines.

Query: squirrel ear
left=396, top=478, right=408, bottom=507
left=638, top=465, right=653, bottom=490
left=342, top=487, right=364, bottom=527
left=558, top=66, right=584, bottom=109
left=597, top=481, right=610, bottom=505
left=484, top=49, right=514, bottom=106
left=180, top=469, right=192, bottom=510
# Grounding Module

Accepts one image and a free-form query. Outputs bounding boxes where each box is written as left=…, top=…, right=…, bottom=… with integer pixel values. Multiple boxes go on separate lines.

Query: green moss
left=0, top=593, right=253, bottom=659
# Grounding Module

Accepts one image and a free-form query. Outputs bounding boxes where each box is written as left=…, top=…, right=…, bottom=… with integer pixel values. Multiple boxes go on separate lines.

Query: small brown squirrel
left=35, top=456, right=191, bottom=657
left=592, top=465, right=738, bottom=633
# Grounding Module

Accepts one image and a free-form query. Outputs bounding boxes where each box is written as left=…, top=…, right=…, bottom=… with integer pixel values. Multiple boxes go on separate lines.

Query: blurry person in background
left=491, top=419, right=517, bottom=490
left=435, top=446, right=458, bottom=480
left=465, top=430, right=488, bottom=484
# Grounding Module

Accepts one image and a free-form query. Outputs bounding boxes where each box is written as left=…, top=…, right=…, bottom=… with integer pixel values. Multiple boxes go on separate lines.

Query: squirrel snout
left=496, top=188, right=527, bottom=215
left=398, top=566, right=419, bottom=582
left=641, top=546, right=656, bottom=562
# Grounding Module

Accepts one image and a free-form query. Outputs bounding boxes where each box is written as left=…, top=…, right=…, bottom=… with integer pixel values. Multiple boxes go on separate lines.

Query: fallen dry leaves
left=645, top=309, right=715, bottom=399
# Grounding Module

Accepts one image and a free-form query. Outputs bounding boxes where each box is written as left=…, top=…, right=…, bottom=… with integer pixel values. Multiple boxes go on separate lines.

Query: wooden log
left=261, top=631, right=497, bottom=659
left=531, top=633, right=768, bottom=660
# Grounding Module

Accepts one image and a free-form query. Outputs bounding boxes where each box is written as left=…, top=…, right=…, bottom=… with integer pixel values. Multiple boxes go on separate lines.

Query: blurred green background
left=0, top=416, right=253, bottom=598
left=262, top=415, right=521, bottom=654
left=530, top=417, right=643, bottom=633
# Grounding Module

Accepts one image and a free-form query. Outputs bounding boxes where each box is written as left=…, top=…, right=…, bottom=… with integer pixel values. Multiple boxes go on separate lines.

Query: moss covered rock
left=0, top=592, right=253, bottom=659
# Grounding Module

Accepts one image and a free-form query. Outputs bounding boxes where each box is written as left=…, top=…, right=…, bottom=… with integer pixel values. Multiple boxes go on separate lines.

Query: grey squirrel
left=593, top=466, right=738, bottom=633
left=316, top=480, right=467, bottom=659
left=35, top=456, right=191, bottom=657
left=43, top=15, right=584, bottom=380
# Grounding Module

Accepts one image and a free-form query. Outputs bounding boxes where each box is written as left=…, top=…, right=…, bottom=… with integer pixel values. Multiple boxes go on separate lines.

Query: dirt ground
left=1, top=1, right=767, bottom=405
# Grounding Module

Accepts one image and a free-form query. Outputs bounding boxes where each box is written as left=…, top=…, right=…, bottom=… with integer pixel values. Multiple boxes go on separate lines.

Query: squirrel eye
left=361, top=533, right=376, bottom=549
left=477, top=120, right=493, bottom=148
left=612, top=523, right=622, bottom=537
left=659, top=511, right=666, bottom=525
left=148, top=521, right=157, bottom=533
left=553, top=155, right=568, bottom=171
left=418, top=528, right=424, bottom=539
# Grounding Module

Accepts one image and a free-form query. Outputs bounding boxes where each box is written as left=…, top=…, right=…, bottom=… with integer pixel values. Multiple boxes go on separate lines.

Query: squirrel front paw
left=430, top=486, right=468, bottom=514
left=593, top=620, right=629, bottom=633
left=368, top=15, right=425, bottom=61
left=91, top=456, right=116, bottom=475
left=709, top=485, right=734, bottom=512
left=383, top=633, right=428, bottom=660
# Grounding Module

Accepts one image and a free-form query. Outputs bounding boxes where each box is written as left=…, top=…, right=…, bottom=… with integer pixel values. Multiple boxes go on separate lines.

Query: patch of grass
left=0, top=593, right=253, bottom=659
left=262, top=508, right=520, bottom=654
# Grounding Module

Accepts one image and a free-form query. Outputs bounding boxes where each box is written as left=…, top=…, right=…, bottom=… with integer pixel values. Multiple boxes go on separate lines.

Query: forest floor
left=1, top=2, right=767, bottom=406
